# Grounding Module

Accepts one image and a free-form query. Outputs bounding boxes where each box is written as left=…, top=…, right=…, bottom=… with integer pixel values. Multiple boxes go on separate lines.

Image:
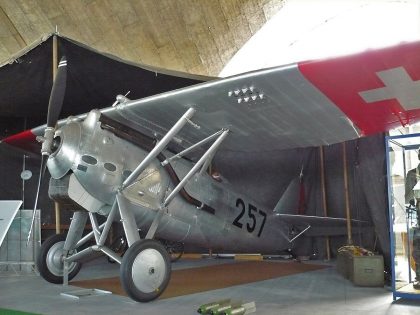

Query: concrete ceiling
left=0, top=0, right=285, bottom=76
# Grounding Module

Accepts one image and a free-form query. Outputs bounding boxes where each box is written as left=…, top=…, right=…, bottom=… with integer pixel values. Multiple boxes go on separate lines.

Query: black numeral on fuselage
left=232, top=198, right=267, bottom=237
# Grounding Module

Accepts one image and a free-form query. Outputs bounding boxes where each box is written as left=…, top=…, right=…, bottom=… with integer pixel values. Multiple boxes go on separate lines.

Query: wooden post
left=52, top=34, right=61, bottom=235
left=319, top=146, right=331, bottom=260
left=53, top=34, right=57, bottom=77
left=342, top=142, right=353, bottom=244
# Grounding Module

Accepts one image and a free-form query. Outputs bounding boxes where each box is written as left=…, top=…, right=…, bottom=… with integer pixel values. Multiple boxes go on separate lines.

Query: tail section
left=274, top=177, right=369, bottom=239
left=274, top=213, right=368, bottom=237
left=273, top=177, right=300, bottom=214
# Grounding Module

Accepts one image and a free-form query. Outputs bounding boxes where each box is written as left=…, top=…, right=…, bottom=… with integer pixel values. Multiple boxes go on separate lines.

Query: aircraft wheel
left=37, top=233, right=81, bottom=284
left=120, top=239, right=171, bottom=302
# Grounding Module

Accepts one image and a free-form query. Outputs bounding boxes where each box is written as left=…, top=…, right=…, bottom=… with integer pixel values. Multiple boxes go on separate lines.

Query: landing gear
left=36, top=234, right=82, bottom=284
left=108, top=234, right=128, bottom=263
left=107, top=234, right=184, bottom=263
left=120, top=239, right=171, bottom=302
left=161, top=239, right=184, bottom=262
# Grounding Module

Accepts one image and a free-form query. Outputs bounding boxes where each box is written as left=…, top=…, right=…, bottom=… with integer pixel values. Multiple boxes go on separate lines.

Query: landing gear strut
left=161, top=239, right=184, bottom=262
left=108, top=234, right=184, bottom=263
left=36, top=233, right=81, bottom=284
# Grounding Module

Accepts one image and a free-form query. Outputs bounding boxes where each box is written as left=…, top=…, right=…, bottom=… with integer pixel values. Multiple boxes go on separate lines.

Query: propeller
left=27, top=56, right=67, bottom=245
left=46, top=57, right=67, bottom=128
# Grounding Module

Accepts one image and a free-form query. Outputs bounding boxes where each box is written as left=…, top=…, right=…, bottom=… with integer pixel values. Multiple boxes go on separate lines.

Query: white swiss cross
left=359, top=66, right=420, bottom=111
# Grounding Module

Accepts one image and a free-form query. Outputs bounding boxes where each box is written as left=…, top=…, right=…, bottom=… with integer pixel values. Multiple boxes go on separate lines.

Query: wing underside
left=102, top=63, right=360, bottom=155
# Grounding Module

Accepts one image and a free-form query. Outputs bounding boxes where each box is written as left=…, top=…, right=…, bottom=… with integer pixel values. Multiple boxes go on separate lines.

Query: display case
left=386, top=132, right=420, bottom=301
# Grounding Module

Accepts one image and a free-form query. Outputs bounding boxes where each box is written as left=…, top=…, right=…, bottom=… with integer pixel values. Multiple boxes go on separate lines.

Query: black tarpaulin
left=0, top=34, right=208, bottom=130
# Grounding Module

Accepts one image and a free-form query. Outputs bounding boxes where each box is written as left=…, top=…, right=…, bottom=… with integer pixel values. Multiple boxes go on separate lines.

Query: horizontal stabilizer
left=276, top=213, right=367, bottom=226
left=275, top=213, right=369, bottom=237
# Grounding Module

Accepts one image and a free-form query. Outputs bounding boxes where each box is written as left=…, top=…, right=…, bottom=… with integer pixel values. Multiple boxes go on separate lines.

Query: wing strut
left=122, top=107, right=196, bottom=190
left=117, top=107, right=198, bottom=245
left=161, top=130, right=224, bottom=166
left=143, top=129, right=229, bottom=241
left=163, top=129, right=229, bottom=207
left=143, top=129, right=228, bottom=240
left=279, top=224, right=311, bottom=243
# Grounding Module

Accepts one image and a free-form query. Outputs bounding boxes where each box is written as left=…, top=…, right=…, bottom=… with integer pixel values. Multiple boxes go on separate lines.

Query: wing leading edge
left=101, top=41, right=420, bottom=155
left=5, top=41, right=420, bottom=155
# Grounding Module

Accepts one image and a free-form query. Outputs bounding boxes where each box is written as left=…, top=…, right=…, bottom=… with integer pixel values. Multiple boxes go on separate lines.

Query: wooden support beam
left=319, top=146, right=331, bottom=260
left=342, top=142, right=353, bottom=245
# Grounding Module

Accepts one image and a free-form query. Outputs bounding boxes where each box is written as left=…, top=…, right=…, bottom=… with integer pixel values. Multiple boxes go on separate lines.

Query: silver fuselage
left=47, top=110, right=291, bottom=254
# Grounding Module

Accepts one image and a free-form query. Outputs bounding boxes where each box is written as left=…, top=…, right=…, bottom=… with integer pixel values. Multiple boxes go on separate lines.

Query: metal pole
left=342, top=142, right=353, bottom=244
left=75, top=223, right=105, bottom=248
left=122, top=107, right=196, bottom=189
left=116, top=193, right=140, bottom=246
left=401, top=148, right=413, bottom=282
left=319, top=146, right=331, bottom=260
left=100, top=246, right=122, bottom=264
left=54, top=202, right=61, bottom=235
left=22, top=116, right=27, bottom=210
left=53, top=34, right=58, bottom=79
left=52, top=34, right=61, bottom=235
left=98, top=200, right=118, bottom=246
left=88, top=213, right=101, bottom=244
left=162, top=130, right=223, bottom=166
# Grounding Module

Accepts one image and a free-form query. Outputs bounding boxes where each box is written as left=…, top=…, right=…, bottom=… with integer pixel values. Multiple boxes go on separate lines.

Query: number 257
left=232, top=198, right=267, bottom=237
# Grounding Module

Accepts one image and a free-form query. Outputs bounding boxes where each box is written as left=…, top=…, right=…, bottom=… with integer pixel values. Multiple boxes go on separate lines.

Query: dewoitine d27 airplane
left=2, top=40, right=420, bottom=302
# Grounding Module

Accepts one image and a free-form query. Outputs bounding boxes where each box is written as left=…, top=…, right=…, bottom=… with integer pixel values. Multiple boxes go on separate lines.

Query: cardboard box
left=337, top=252, right=384, bottom=287
left=349, top=255, right=384, bottom=287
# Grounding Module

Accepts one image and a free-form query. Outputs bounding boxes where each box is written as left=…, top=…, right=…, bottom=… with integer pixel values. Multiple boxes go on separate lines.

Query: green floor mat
left=0, top=309, right=41, bottom=315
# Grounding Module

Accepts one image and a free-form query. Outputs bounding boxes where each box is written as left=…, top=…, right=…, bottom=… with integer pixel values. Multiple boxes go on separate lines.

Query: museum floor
left=0, top=257, right=419, bottom=315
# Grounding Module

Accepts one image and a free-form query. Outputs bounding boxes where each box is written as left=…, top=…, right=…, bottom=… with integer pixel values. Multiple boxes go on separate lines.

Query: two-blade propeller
left=27, top=56, right=67, bottom=245
left=46, top=57, right=67, bottom=130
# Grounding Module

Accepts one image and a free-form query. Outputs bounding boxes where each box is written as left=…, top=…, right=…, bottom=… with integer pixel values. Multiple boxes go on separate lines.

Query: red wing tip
left=1, top=130, right=37, bottom=147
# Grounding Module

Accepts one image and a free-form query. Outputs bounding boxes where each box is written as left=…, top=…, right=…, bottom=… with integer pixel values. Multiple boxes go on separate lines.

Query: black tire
left=37, top=233, right=82, bottom=284
left=120, top=239, right=171, bottom=302
left=164, top=240, right=184, bottom=262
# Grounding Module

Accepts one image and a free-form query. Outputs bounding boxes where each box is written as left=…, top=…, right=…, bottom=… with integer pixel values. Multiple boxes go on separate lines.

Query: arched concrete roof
left=0, top=0, right=285, bottom=76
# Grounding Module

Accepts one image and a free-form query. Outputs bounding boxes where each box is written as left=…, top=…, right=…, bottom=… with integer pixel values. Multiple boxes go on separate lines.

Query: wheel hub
left=46, top=241, right=78, bottom=276
left=132, top=248, right=165, bottom=293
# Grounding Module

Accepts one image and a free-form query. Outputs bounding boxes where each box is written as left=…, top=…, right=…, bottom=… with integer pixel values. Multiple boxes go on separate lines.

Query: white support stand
left=61, top=288, right=112, bottom=299
left=0, top=202, right=40, bottom=275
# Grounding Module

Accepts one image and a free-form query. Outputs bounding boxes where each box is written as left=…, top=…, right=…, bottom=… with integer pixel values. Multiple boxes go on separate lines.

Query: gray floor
left=1, top=257, right=420, bottom=315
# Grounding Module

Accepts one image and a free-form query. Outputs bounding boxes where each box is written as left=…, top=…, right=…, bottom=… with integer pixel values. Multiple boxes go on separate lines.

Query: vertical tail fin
left=273, top=177, right=301, bottom=214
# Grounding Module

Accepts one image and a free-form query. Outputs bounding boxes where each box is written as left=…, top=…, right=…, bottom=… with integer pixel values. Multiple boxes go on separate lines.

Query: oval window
left=104, top=162, right=117, bottom=172
left=81, top=155, right=97, bottom=165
